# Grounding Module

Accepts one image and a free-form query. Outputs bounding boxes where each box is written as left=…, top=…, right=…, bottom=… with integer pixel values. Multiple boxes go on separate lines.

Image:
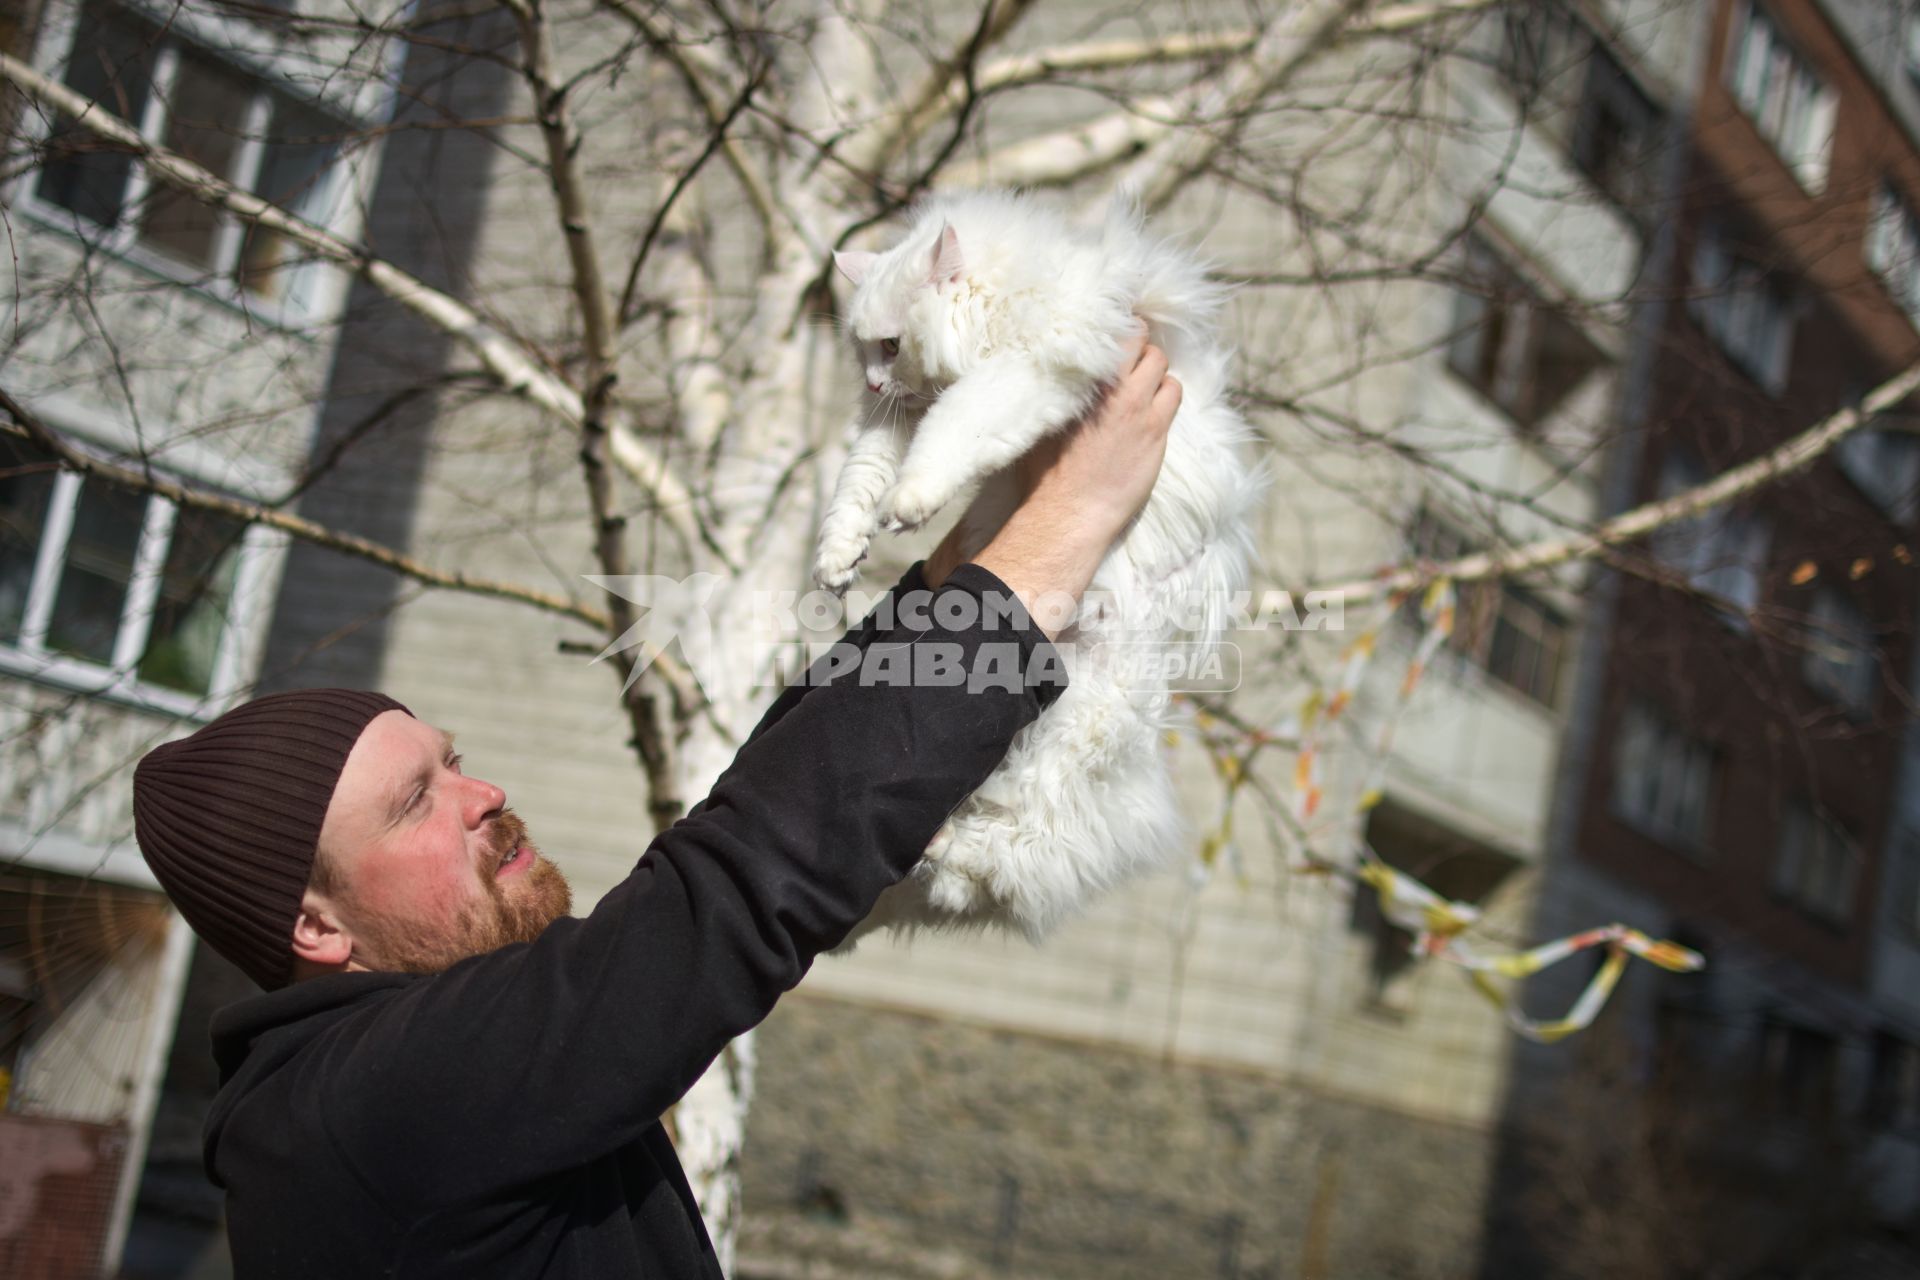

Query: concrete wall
left=742, top=990, right=1494, bottom=1280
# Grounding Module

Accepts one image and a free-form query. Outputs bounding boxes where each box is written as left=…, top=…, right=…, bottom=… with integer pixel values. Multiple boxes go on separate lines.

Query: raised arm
left=320, top=345, right=1182, bottom=1209
left=319, top=566, right=1061, bottom=1207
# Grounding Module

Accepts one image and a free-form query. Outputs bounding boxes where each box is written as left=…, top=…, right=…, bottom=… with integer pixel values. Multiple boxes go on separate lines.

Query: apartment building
left=732, top=5, right=1703, bottom=1276
left=200, top=5, right=1703, bottom=1277
left=0, top=0, right=401, bottom=1271
left=0, top=1, right=1743, bottom=1276
left=1493, top=0, right=1920, bottom=1272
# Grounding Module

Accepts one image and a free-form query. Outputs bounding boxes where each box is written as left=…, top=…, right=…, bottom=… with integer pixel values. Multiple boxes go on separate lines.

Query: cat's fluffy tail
left=1101, top=190, right=1230, bottom=372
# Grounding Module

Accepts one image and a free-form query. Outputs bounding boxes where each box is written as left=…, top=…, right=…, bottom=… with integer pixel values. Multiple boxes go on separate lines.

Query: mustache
left=484, top=809, right=530, bottom=864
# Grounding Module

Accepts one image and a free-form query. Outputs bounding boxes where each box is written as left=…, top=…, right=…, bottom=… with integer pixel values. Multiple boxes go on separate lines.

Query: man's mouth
left=487, top=812, right=534, bottom=878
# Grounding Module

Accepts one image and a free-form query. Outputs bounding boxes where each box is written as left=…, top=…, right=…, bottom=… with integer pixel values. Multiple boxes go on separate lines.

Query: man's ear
left=291, top=889, right=354, bottom=971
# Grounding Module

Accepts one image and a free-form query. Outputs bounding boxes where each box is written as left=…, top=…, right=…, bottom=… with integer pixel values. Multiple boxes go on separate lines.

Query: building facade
left=1498, top=1, right=1920, bottom=1274
left=0, top=0, right=401, bottom=1271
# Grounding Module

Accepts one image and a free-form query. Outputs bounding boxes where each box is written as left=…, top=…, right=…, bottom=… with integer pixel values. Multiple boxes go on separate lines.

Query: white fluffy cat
left=817, top=188, right=1267, bottom=946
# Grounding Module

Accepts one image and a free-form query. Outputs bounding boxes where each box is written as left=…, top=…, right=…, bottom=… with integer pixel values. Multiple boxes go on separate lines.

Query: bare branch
left=946, top=0, right=1500, bottom=193
left=0, top=388, right=606, bottom=631
left=600, top=0, right=780, bottom=239
left=1310, top=360, right=1920, bottom=607
left=0, top=49, right=704, bottom=553
left=617, top=59, right=772, bottom=328
left=838, top=0, right=1038, bottom=175
left=511, top=0, right=696, bottom=827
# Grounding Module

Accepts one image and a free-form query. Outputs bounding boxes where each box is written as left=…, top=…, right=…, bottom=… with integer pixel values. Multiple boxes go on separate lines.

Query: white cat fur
left=817, top=189, right=1268, bottom=947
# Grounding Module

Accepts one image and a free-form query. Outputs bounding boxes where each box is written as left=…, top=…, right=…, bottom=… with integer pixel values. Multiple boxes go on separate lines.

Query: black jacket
left=202, top=562, right=1063, bottom=1278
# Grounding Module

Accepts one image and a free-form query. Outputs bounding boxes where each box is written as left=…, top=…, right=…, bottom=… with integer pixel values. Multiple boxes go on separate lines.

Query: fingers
left=1116, top=344, right=1171, bottom=417
left=1135, top=343, right=1170, bottom=387
left=1118, top=326, right=1149, bottom=370
left=1152, top=373, right=1183, bottom=424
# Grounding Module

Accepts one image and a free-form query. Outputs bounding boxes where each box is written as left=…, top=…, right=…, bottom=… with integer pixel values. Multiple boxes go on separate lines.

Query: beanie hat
left=132, top=688, right=411, bottom=990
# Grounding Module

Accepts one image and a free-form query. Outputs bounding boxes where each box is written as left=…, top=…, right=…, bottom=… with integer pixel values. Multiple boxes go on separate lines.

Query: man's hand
left=930, top=336, right=1181, bottom=638
left=1010, top=336, right=1181, bottom=541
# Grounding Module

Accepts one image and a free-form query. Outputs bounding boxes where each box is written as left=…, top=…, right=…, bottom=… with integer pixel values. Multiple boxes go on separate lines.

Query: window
left=1611, top=701, right=1717, bottom=852
left=1405, top=507, right=1569, bottom=707
left=1801, top=586, right=1875, bottom=715
left=1499, top=1, right=1588, bottom=106
left=1835, top=419, right=1920, bottom=524
left=1773, top=800, right=1859, bottom=923
left=1653, top=450, right=1771, bottom=618
left=1756, top=1019, right=1838, bottom=1116
left=1727, top=2, right=1839, bottom=194
left=1868, top=184, right=1920, bottom=328
left=1446, top=237, right=1604, bottom=430
left=1480, top=583, right=1566, bottom=705
left=1688, top=224, right=1795, bottom=394
left=1351, top=803, right=1519, bottom=1015
left=0, top=866, right=173, bottom=1114
left=1890, top=827, right=1920, bottom=945
left=0, top=433, right=249, bottom=701
left=1572, top=42, right=1664, bottom=219
left=1870, top=1034, right=1920, bottom=1130
left=33, top=0, right=348, bottom=313
left=0, top=0, right=42, bottom=134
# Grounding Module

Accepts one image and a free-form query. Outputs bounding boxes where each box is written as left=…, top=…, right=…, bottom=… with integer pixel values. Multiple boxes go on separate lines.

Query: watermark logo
left=583, top=573, right=723, bottom=691
left=581, top=575, right=1337, bottom=692
left=1093, top=641, right=1243, bottom=693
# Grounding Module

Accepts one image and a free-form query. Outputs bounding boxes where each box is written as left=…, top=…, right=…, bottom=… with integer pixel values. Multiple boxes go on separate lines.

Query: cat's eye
left=880, top=338, right=899, bottom=358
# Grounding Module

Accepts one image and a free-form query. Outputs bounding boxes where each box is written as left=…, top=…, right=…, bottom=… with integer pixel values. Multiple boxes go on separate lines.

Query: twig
left=0, top=49, right=703, bottom=552
left=1309, top=360, right=1920, bottom=606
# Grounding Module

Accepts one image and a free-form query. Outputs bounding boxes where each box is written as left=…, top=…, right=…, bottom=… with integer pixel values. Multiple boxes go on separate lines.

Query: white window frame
left=1727, top=1, right=1839, bottom=195
left=1611, top=700, right=1717, bottom=855
left=12, top=0, right=360, bottom=325
left=1, top=425, right=275, bottom=718
left=1868, top=183, right=1920, bottom=330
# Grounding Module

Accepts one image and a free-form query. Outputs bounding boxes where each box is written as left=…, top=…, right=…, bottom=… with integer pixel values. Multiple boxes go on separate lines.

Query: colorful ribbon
left=1355, top=849, right=1704, bottom=1043
left=1184, top=573, right=1705, bottom=1042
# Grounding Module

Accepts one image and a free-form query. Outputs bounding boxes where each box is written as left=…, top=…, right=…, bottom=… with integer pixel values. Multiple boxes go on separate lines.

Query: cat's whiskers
left=856, top=387, right=897, bottom=433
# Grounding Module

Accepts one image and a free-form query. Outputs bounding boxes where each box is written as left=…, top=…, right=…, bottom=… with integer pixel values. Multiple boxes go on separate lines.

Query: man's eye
left=447, top=753, right=464, bottom=773
left=880, top=338, right=899, bottom=357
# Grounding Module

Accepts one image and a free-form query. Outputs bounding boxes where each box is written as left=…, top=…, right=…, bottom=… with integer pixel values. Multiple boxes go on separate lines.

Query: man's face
left=302, top=710, right=572, bottom=976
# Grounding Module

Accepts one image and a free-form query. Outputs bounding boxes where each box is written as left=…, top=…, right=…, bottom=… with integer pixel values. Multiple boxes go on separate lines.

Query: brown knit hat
left=132, top=689, right=411, bottom=990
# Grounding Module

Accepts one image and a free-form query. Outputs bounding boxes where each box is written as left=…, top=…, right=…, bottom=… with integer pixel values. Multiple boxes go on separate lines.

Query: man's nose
left=464, top=776, right=506, bottom=825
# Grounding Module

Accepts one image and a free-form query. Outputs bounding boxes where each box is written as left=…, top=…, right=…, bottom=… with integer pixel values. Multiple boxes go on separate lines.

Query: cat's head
left=833, top=221, right=971, bottom=398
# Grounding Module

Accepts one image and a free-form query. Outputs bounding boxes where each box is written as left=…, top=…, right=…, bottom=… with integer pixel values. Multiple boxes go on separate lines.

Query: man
left=131, top=342, right=1181, bottom=1277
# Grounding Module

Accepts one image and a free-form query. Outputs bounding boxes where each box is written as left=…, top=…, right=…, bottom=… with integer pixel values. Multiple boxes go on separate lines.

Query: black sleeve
left=319, top=562, right=1063, bottom=1208
left=686, top=559, right=932, bottom=819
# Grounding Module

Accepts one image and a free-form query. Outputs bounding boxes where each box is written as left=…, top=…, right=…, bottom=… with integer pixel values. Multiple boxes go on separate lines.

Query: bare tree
left=2, top=0, right=1913, bottom=1264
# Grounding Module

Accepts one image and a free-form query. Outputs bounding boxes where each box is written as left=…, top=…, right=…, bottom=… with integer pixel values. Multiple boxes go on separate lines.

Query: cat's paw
left=924, top=819, right=955, bottom=862
left=879, top=477, right=949, bottom=533
left=813, top=533, right=870, bottom=594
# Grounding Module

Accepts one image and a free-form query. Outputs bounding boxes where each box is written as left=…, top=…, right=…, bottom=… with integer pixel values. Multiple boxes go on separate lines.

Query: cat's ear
left=834, top=251, right=877, bottom=287
left=927, top=223, right=964, bottom=286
